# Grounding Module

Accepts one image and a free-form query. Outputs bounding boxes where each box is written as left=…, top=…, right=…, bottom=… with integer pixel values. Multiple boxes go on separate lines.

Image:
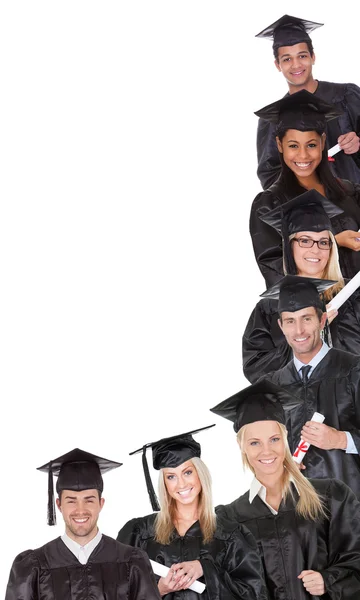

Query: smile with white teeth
left=294, top=337, right=308, bottom=342
left=73, top=518, right=89, bottom=523
left=304, top=258, right=320, bottom=262
left=178, top=488, right=192, bottom=495
left=294, top=162, right=311, bottom=168
left=259, top=458, right=276, bottom=464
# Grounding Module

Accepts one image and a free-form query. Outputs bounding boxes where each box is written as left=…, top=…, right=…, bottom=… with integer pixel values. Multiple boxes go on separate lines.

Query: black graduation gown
left=250, top=178, right=360, bottom=287
left=117, top=513, right=268, bottom=600
left=265, top=348, right=360, bottom=498
left=242, top=291, right=360, bottom=383
left=5, top=534, right=161, bottom=600
left=216, top=478, right=360, bottom=600
left=256, top=81, right=360, bottom=190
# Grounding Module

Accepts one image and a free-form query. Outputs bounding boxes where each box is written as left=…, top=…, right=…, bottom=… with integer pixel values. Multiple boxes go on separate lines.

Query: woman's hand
left=335, top=230, right=360, bottom=251
left=157, top=569, right=186, bottom=596
left=298, top=570, right=325, bottom=595
left=170, top=560, right=203, bottom=590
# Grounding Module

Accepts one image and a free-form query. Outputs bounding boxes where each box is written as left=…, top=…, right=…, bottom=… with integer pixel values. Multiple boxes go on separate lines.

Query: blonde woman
left=211, top=380, right=360, bottom=600
left=117, top=426, right=267, bottom=600
left=243, top=189, right=360, bottom=384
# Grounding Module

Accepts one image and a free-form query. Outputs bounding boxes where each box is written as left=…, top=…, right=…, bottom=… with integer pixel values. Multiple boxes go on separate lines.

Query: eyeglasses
left=292, top=237, right=332, bottom=250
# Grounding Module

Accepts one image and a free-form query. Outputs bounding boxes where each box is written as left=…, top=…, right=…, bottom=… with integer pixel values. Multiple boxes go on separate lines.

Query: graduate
left=255, top=14, right=360, bottom=189
left=244, top=275, right=360, bottom=497
left=243, top=189, right=360, bottom=383
left=250, top=89, right=360, bottom=286
left=5, top=448, right=161, bottom=600
left=210, top=380, right=360, bottom=600
left=117, top=426, right=267, bottom=599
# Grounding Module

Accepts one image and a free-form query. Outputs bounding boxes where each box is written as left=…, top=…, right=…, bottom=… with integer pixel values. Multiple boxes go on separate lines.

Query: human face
left=163, top=460, right=201, bottom=506
left=243, top=421, right=286, bottom=481
left=275, top=42, right=315, bottom=91
left=276, top=130, right=325, bottom=181
left=292, top=230, right=331, bottom=278
left=278, top=306, right=327, bottom=361
left=56, top=489, right=104, bottom=544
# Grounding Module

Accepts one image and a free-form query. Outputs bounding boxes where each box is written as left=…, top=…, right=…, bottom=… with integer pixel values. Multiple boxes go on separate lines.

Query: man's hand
left=338, top=132, right=360, bottom=155
left=301, top=422, right=347, bottom=450
left=335, top=230, right=360, bottom=251
left=298, top=570, right=325, bottom=596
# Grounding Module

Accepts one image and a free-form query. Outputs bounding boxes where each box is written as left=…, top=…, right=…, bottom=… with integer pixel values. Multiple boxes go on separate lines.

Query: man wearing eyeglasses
left=256, top=275, right=360, bottom=498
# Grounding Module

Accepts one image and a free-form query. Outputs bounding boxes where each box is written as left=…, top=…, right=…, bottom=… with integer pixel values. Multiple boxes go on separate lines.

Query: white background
left=1, top=1, right=358, bottom=592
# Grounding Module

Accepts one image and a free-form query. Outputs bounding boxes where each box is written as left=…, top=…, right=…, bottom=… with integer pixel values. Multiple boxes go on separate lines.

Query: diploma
left=150, top=559, right=206, bottom=594
left=328, top=143, right=341, bottom=157
left=327, top=271, right=360, bottom=311
left=293, top=412, right=325, bottom=464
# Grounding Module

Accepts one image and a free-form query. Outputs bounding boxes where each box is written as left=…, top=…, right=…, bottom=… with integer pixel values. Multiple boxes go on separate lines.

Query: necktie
left=300, top=365, right=311, bottom=383
left=78, top=546, right=87, bottom=565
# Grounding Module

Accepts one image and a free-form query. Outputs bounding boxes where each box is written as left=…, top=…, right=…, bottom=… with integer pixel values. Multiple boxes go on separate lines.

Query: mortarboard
left=259, top=189, right=343, bottom=235
left=260, top=275, right=337, bottom=313
left=254, top=89, right=342, bottom=134
left=130, top=425, right=216, bottom=511
left=210, top=380, right=299, bottom=433
left=37, top=448, right=122, bottom=526
left=255, top=15, right=323, bottom=51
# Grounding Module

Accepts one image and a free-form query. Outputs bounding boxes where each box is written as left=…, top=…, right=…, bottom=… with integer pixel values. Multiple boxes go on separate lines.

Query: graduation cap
left=254, top=89, right=342, bottom=134
left=210, top=380, right=299, bottom=433
left=130, top=425, right=216, bottom=511
left=255, top=15, right=323, bottom=51
left=37, top=448, right=122, bottom=526
left=260, top=275, right=337, bottom=313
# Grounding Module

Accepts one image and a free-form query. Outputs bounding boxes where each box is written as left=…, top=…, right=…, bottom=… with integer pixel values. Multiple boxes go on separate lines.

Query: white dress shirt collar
left=61, top=529, right=102, bottom=563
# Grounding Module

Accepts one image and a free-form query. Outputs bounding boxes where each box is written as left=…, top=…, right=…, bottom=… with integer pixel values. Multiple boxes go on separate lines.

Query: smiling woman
left=210, top=379, right=360, bottom=600
left=117, top=427, right=268, bottom=599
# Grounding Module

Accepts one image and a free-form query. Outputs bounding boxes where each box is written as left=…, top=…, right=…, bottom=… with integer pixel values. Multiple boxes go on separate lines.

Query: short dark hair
left=274, top=40, right=314, bottom=62
left=58, top=489, right=102, bottom=503
left=279, top=306, right=323, bottom=324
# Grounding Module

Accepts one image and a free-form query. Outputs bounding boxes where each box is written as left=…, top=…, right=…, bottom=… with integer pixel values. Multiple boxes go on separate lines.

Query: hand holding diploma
left=293, top=412, right=325, bottom=464
left=150, top=559, right=206, bottom=594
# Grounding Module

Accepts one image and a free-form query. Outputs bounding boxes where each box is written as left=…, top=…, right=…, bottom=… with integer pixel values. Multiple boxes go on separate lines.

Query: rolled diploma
left=293, top=412, right=325, bottom=464
left=327, top=271, right=360, bottom=311
left=150, top=559, right=206, bottom=594
left=328, top=143, right=341, bottom=157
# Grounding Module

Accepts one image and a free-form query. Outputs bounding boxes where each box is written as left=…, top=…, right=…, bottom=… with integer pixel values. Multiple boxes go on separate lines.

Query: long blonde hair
left=237, top=422, right=327, bottom=522
left=154, top=457, right=216, bottom=545
left=287, top=230, right=344, bottom=302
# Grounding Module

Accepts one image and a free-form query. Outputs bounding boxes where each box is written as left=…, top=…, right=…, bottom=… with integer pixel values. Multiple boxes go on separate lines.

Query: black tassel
left=47, top=462, right=56, bottom=526
left=282, top=218, right=297, bottom=275
left=320, top=294, right=333, bottom=348
left=142, top=446, right=160, bottom=512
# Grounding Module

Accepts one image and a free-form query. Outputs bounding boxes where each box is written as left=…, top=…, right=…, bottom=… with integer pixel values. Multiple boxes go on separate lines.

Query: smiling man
left=255, top=15, right=360, bottom=188
left=259, top=275, right=360, bottom=498
left=5, top=448, right=161, bottom=600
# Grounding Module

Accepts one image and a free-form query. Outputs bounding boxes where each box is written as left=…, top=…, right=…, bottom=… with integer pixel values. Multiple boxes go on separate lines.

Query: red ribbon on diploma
left=293, top=440, right=309, bottom=457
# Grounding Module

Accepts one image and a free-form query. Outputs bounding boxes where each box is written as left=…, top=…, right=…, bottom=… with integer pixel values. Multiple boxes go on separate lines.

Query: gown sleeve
left=5, top=551, right=38, bottom=600
left=256, top=118, right=281, bottom=190
left=340, top=84, right=360, bottom=169
left=242, top=300, right=292, bottom=383
left=117, top=518, right=142, bottom=547
left=128, top=547, right=162, bottom=600
left=321, top=479, right=360, bottom=599
left=199, top=522, right=268, bottom=600
left=249, top=191, right=285, bottom=288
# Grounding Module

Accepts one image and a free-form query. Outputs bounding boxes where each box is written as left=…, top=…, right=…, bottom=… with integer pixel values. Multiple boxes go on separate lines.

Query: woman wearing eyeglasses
left=250, top=90, right=360, bottom=288
left=243, top=189, right=360, bottom=383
